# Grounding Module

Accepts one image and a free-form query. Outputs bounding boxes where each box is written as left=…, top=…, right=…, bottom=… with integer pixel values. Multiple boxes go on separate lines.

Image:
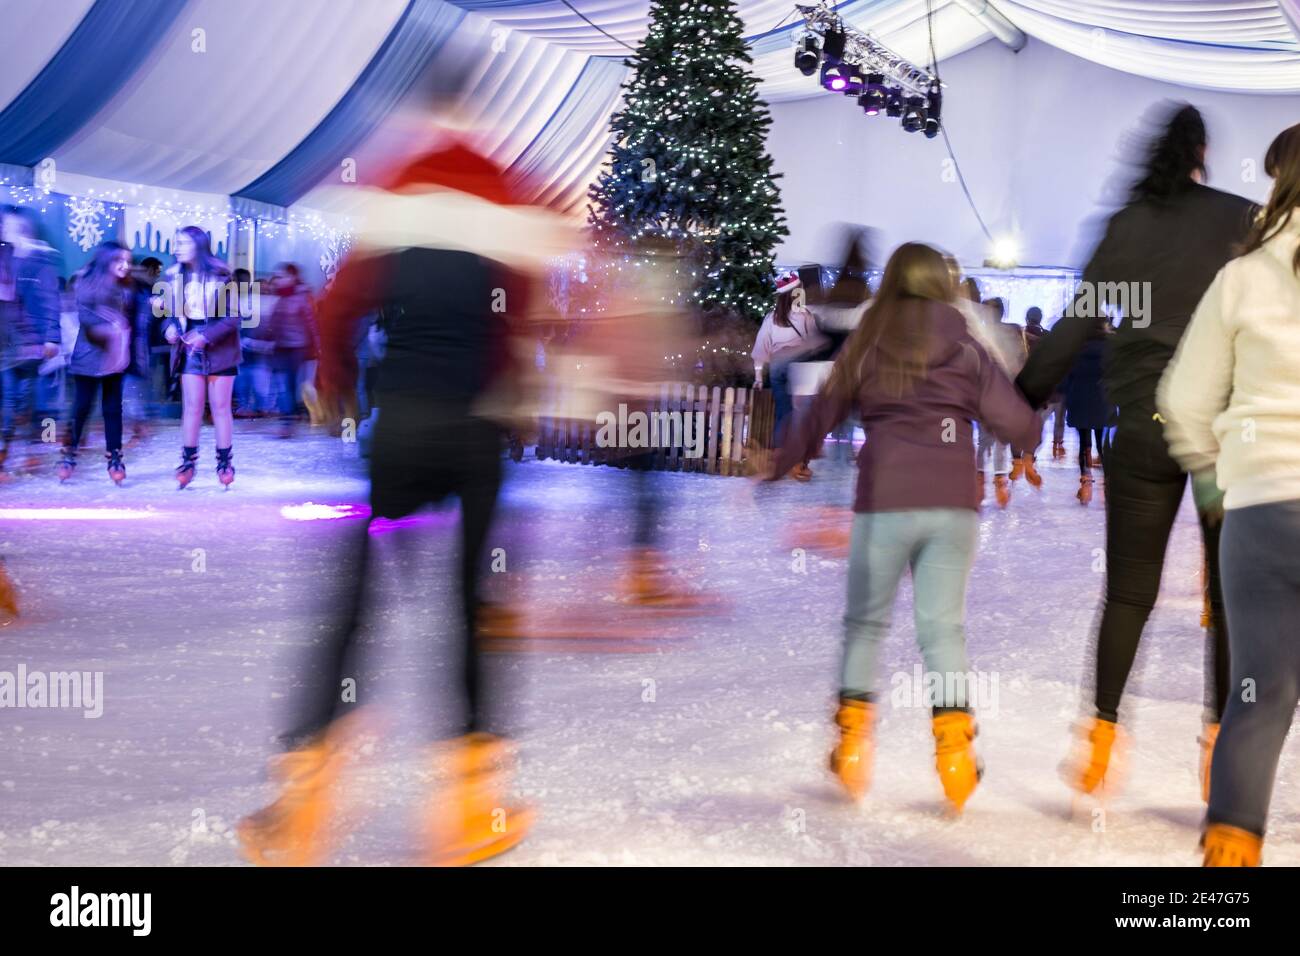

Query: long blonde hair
left=826, top=242, right=954, bottom=400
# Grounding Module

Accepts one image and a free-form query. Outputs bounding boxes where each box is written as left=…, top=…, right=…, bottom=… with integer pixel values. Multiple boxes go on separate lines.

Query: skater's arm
left=30, top=254, right=61, bottom=350
left=1016, top=218, right=1121, bottom=407
left=317, top=253, right=389, bottom=404
left=769, top=384, right=852, bottom=479
left=193, top=274, right=241, bottom=346
left=975, top=342, right=1043, bottom=454
left=1157, top=269, right=1233, bottom=475
left=751, top=313, right=774, bottom=385
left=75, top=285, right=114, bottom=346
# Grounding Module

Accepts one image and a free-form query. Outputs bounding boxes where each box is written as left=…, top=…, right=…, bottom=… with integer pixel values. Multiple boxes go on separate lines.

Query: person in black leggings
left=60, top=241, right=134, bottom=484
left=1016, top=103, right=1255, bottom=796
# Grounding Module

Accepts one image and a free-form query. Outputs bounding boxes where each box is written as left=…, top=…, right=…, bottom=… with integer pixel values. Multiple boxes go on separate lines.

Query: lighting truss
left=794, top=3, right=941, bottom=97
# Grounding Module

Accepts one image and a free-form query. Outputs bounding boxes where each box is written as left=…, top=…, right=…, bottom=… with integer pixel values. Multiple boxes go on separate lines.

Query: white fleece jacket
left=1158, top=212, right=1300, bottom=510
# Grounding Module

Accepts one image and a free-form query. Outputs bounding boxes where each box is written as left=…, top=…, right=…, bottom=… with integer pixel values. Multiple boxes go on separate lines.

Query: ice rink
left=2, top=422, right=1296, bottom=866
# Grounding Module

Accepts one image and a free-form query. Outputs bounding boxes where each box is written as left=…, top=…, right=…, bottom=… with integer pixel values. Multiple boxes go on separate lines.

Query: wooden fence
left=534, top=383, right=776, bottom=476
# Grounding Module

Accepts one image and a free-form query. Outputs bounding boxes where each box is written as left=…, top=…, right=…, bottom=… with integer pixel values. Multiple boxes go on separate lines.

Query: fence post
left=707, top=385, right=721, bottom=475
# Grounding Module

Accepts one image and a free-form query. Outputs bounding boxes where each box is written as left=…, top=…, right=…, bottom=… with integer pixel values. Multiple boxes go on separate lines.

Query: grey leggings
left=1208, top=500, right=1300, bottom=836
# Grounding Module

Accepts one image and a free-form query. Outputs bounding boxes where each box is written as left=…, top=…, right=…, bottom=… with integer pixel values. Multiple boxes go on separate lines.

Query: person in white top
left=1158, top=122, right=1300, bottom=867
left=752, top=272, right=829, bottom=480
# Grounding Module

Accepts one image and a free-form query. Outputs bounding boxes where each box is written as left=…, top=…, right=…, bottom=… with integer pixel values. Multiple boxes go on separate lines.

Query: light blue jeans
left=841, top=509, right=979, bottom=706
left=975, top=424, right=1010, bottom=475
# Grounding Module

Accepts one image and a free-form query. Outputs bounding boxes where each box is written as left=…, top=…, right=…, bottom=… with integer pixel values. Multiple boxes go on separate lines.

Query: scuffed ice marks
left=0, top=425, right=1296, bottom=864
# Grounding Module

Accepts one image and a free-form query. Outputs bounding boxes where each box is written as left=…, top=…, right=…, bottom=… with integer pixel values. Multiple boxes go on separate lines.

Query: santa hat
left=333, top=139, right=575, bottom=274
left=775, top=272, right=801, bottom=295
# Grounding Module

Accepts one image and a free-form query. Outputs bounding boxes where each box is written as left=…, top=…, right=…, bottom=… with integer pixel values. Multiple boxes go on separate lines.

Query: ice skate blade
left=235, top=819, right=328, bottom=868
left=428, top=812, right=533, bottom=867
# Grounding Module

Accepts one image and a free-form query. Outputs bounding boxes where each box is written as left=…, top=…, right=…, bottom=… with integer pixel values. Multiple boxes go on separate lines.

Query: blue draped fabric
left=0, top=0, right=189, bottom=167
left=511, top=56, right=627, bottom=182
left=233, top=0, right=467, bottom=208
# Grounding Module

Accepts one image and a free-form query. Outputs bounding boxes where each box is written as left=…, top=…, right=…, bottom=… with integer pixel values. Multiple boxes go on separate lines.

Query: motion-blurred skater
left=237, top=126, right=569, bottom=865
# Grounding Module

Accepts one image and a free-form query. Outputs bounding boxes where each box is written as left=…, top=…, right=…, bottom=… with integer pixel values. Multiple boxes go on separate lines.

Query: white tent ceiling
left=0, top=0, right=1296, bottom=211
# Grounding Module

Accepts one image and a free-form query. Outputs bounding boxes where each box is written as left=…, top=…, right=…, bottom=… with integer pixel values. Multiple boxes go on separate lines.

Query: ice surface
left=1, top=421, right=1295, bottom=866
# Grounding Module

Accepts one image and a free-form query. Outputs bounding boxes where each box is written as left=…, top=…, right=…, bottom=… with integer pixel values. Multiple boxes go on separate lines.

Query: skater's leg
left=1093, top=415, right=1185, bottom=722
left=840, top=511, right=913, bottom=700
left=769, top=359, right=794, bottom=447
left=909, top=509, right=979, bottom=711
left=631, top=448, right=658, bottom=550
left=1077, top=427, right=1091, bottom=476
left=180, top=374, right=205, bottom=446
left=455, top=421, right=504, bottom=735
left=284, top=518, right=374, bottom=747
left=3, top=361, right=39, bottom=444
left=67, top=375, right=99, bottom=449
left=991, top=441, right=1010, bottom=477
left=100, top=373, right=124, bottom=453
left=1053, top=398, right=1067, bottom=445
left=1209, top=502, right=1300, bottom=838
left=207, top=375, right=234, bottom=448
left=1200, top=513, right=1230, bottom=722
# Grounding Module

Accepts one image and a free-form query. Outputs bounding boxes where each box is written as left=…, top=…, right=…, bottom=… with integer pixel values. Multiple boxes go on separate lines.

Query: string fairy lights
left=0, top=173, right=351, bottom=258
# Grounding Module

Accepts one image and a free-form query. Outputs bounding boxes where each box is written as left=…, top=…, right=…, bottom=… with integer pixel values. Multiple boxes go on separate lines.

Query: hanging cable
left=559, top=0, right=637, bottom=52
left=927, top=0, right=994, bottom=243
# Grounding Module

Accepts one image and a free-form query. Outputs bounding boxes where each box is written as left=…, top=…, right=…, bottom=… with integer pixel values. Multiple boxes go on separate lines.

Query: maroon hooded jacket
left=774, top=300, right=1041, bottom=512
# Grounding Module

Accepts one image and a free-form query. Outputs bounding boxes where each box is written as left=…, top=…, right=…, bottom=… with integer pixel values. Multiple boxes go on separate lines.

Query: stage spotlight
left=987, top=237, right=1020, bottom=269
left=884, top=87, right=904, bottom=117
left=795, top=36, right=820, bottom=76
left=901, top=96, right=927, bottom=133
left=841, top=62, right=865, bottom=96
left=858, top=74, right=886, bottom=115
left=925, top=81, right=942, bottom=123
left=821, top=61, right=852, bottom=92
left=924, top=81, right=942, bottom=136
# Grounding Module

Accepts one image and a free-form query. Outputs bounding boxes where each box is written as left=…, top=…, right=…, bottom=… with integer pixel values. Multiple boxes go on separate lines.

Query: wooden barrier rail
left=534, top=384, right=776, bottom=476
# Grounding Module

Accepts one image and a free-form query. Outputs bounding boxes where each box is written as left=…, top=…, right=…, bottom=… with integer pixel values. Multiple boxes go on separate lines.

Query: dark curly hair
left=1129, top=103, right=1207, bottom=205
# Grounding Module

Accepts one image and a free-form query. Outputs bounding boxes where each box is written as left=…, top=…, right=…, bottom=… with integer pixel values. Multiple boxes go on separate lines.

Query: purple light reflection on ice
left=279, top=502, right=457, bottom=535
left=0, top=507, right=159, bottom=521
left=279, top=502, right=367, bottom=522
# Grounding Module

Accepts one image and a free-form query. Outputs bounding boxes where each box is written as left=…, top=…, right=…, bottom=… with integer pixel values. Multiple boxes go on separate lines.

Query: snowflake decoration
left=67, top=198, right=107, bottom=252
left=319, top=229, right=353, bottom=280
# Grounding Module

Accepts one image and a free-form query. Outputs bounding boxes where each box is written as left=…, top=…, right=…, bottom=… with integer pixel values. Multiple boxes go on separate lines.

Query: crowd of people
left=764, top=106, right=1300, bottom=868
left=0, top=210, right=334, bottom=488
left=4, top=101, right=1298, bottom=869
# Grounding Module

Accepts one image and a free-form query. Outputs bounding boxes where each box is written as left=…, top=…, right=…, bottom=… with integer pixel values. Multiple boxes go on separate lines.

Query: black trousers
left=1094, top=407, right=1228, bottom=723
left=287, top=408, right=504, bottom=746
left=70, top=373, right=124, bottom=453
left=1076, top=426, right=1107, bottom=475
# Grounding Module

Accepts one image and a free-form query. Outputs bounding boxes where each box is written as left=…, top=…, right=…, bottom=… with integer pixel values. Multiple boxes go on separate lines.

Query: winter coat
left=269, top=284, right=318, bottom=354
left=751, top=307, right=829, bottom=377
left=0, top=240, right=61, bottom=365
left=160, top=262, right=240, bottom=374
left=70, top=280, right=133, bottom=377
left=128, top=281, right=158, bottom=377
left=774, top=300, right=1042, bottom=512
left=1063, top=337, right=1111, bottom=431
left=1158, top=212, right=1300, bottom=510
left=1018, top=183, right=1256, bottom=410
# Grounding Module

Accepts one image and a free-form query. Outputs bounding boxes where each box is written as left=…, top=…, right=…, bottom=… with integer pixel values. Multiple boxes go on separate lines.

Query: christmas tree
left=587, top=0, right=788, bottom=327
